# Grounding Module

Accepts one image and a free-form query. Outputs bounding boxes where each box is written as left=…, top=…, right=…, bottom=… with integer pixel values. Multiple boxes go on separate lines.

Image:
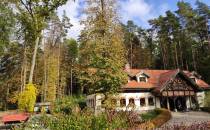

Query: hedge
left=138, top=108, right=171, bottom=129
left=200, top=107, right=210, bottom=113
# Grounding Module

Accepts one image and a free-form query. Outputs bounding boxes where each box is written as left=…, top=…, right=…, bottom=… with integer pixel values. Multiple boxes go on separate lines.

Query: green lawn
left=141, top=109, right=161, bottom=121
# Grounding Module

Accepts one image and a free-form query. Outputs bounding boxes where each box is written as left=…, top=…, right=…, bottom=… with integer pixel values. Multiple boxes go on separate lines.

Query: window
left=140, top=98, right=146, bottom=106
left=120, top=99, right=126, bottom=107
left=91, top=99, right=94, bottom=107
left=111, top=99, right=117, bottom=106
left=129, top=98, right=135, bottom=106
left=191, top=78, right=196, bottom=83
left=90, top=100, right=92, bottom=107
left=139, top=77, right=146, bottom=82
left=148, top=97, right=154, bottom=106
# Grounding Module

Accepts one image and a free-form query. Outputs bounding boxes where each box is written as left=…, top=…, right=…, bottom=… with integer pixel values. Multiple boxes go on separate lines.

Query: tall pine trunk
left=175, top=42, right=179, bottom=68
left=191, top=45, right=197, bottom=71
left=178, top=40, right=184, bottom=69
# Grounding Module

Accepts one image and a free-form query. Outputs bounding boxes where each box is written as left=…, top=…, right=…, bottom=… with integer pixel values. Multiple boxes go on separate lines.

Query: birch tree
left=11, top=0, right=68, bottom=84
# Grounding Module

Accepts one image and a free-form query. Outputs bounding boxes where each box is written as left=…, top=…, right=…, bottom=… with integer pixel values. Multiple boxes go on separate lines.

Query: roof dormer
left=136, top=71, right=149, bottom=82
left=190, top=76, right=197, bottom=83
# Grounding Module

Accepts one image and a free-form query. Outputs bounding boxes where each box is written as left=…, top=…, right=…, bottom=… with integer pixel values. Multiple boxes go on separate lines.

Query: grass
left=141, top=109, right=161, bottom=121
left=138, top=109, right=172, bottom=129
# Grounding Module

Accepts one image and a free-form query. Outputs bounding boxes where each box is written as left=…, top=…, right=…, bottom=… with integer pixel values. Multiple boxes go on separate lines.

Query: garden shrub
left=18, top=83, right=37, bottom=112
left=201, top=107, right=210, bottom=113
left=105, top=110, right=142, bottom=128
left=16, top=108, right=142, bottom=130
left=202, top=91, right=210, bottom=112
left=21, top=109, right=130, bottom=130
left=138, top=121, right=155, bottom=130
left=52, top=96, right=85, bottom=114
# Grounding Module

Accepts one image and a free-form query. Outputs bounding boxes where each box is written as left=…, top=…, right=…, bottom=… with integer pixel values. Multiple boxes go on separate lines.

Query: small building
left=86, top=69, right=210, bottom=113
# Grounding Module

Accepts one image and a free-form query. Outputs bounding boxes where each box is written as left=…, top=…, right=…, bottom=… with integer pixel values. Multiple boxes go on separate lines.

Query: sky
left=57, top=0, right=210, bottom=39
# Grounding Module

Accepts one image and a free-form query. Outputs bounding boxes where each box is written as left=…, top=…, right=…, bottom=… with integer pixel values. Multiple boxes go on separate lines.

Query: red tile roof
left=123, top=69, right=210, bottom=90
left=2, top=113, right=29, bottom=123
left=183, top=71, right=210, bottom=88
left=123, top=80, right=154, bottom=89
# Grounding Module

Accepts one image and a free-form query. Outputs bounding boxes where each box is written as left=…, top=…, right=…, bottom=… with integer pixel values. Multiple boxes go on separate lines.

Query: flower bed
left=138, top=108, right=171, bottom=129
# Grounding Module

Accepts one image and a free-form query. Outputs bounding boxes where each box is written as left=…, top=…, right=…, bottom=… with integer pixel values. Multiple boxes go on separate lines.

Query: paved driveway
left=158, top=111, right=210, bottom=129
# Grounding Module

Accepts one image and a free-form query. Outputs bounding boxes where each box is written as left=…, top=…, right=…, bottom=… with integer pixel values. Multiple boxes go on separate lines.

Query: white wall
left=86, top=91, right=206, bottom=113
left=197, top=91, right=205, bottom=107
left=86, top=92, right=161, bottom=113
left=116, top=92, right=159, bottom=111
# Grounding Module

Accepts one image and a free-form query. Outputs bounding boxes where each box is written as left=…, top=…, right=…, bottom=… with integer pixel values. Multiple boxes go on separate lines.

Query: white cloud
left=57, top=0, right=169, bottom=39
left=119, top=0, right=154, bottom=27
left=57, top=0, right=84, bottom=40
left=119, top=0, right=169, bottom=28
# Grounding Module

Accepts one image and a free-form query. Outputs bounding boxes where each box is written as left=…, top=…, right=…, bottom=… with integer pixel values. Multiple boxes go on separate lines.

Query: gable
left=153, top=71, right=202, bottom=96
left=166, top=76, right=195, bottom=91
left=136, top=71, right=150, bottom=78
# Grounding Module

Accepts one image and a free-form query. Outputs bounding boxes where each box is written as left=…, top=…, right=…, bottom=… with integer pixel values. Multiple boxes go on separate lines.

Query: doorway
left=160, top=96, right=187, bottom=111
left=175, top=97, right=187, bottom=111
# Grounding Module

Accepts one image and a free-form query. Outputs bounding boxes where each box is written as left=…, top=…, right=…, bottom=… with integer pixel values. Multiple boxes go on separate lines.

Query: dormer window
left=136, top=72, right=149, bottom=82
left=139, top=77, right=146, bottom=82
left=191, top=78, right=196, bottom=83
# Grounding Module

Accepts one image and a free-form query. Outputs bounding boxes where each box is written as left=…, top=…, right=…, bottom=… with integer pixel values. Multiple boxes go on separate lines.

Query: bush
left=52, top=96, right=86, bottom=114
left=201, top=107, right=210, bottom=113
left=204, top=91, right=210, bottom=107
left=18, top=84, right=37, bottom=112
left=16, top=109, right=131, bottom=130
left=16, top=96, right=141, bottom=130
left=15, top=108, right=142, bottom=130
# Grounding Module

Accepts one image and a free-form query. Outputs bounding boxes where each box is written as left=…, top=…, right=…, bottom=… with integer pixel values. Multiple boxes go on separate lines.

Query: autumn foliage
left=18, top=84, right=37, bottom=112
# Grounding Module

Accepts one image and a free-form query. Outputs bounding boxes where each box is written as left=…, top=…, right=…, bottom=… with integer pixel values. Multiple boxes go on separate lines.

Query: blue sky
left=57, top=0, right=210, bottom=39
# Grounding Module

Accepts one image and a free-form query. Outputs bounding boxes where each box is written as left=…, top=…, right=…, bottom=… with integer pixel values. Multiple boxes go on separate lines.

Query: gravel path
left=157, top=111, right=210, bottom=129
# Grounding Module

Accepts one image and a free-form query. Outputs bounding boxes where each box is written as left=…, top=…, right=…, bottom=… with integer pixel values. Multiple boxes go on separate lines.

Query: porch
left=156, top=73, right=201, bottom=112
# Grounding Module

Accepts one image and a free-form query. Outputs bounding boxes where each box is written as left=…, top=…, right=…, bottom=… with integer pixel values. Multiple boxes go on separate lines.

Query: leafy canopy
left=79, top=0, right=127, bottom=96
left=18, top=84, right=37, bottom=112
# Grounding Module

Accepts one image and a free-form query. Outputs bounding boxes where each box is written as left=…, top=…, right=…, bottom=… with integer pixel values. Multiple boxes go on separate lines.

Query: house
left=86, top=68, right=210, bottom=113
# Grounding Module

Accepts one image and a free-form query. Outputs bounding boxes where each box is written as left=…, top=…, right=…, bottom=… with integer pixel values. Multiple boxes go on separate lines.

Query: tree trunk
left=21, top=43, right=27, bottom=92
left=191, top=45, right=197, bottom=71
left=29, top=34, right=41, bottom=83
left=21, top=61, right=24, bottom=92
left=70, top=67, right=73, bottom=96
left=43, top=36, right=47, bottom=102
left=57, top=42, right=61, bottom=98
left=160, top=41, right=167, bottom=69
left=28, top=17, right=42, bottom=84
left=175, top=42, right=179, bottom=68
left=179, top=41, right=184, bottom=69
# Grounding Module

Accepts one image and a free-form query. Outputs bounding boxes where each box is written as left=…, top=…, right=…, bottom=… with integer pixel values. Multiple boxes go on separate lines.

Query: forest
left=0, top=0, right=210, bottom=111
